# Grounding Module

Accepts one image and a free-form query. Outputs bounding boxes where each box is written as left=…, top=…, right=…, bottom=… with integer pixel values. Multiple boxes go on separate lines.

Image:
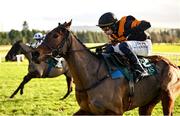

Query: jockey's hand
left=105, top=44, right=114, bottom=53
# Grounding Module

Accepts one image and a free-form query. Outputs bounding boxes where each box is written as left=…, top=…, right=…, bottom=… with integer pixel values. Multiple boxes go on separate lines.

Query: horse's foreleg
left=161, top=90, right=174, bottom=116
left=20, top=74, right=32, bottom=95
left=60, top=72, right=73, bottom=100
left=10, top=74, right=32, bottom=98
left=139, top=94, right=161, bottom=115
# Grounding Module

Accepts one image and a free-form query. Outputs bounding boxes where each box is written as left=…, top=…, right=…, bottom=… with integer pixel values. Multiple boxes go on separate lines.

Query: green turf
left=0, top=61, right=79, bottom=115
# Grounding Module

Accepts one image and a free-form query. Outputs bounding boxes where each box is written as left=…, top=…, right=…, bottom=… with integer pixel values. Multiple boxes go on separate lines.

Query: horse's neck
left=19, top=43, right=32, bottom=62
left=7, top=44, right=19, bottom=56
left=65, top=37, right=106, bottom=89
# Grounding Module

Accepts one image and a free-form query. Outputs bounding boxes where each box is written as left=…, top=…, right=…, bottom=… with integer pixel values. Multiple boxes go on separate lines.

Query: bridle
left=41, top=26, right=71, bottom=57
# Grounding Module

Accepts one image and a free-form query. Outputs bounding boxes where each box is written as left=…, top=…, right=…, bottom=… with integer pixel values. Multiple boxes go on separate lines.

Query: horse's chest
left=88, top=98, right=106, bottom=114
left=76, top=92, right=108, bottom=114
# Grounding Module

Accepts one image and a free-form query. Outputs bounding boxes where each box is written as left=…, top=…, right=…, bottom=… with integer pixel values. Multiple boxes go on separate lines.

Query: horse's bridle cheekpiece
left=42, top=25, right=71, bottom=57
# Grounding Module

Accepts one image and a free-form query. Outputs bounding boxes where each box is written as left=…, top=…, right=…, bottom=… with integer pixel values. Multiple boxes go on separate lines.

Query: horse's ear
left=58, top=23, right=61, bottom=26
left=64, top=19, right=72, bottom=30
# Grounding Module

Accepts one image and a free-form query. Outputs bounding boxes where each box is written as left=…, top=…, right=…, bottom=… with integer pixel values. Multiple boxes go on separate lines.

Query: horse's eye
left=53, top=34, right=58, bottom=38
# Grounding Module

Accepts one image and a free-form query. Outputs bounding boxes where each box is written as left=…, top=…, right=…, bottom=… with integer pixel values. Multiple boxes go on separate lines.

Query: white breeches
left=112, top=39, right=152, bottom=56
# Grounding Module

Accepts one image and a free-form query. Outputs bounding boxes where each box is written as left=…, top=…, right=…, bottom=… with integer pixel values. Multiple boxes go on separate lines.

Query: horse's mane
left=12, top=40, right=22, bottom=51
left=71, top=32, right=98, bottom=57
left=15, top=40, right=23, bottom=44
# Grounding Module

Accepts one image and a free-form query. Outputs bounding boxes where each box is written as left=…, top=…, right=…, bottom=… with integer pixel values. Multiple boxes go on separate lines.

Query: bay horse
left=32, top=20, right=180, bottom=115
left=6, top=40, right=73, bottom=100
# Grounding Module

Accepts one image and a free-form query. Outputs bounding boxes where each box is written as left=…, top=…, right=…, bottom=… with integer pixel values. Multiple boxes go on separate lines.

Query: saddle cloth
left=102, top=53, right=157, bottom=81
left=44, top=57, right=64, bottom=76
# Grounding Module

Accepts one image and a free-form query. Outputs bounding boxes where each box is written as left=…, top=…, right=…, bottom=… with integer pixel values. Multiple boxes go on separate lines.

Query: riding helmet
left=33, top=32, right=44, bottom=40
left=97, top=12, right=118, bottom=28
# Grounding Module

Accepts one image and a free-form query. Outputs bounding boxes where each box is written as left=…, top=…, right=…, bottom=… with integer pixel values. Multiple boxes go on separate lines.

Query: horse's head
left=32, top=20, right=72, bottom=63
left=5, top=40, right=22, bottom=61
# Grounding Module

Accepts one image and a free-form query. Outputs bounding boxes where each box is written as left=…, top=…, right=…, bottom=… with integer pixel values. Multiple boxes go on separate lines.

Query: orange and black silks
left=110, top=15, right=151, bottom=45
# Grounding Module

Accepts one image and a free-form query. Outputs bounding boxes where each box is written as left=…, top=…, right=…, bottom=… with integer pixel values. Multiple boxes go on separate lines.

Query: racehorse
left=6, top=40, right=73, bottom=100
left=32, top=20, right=180, bottom=115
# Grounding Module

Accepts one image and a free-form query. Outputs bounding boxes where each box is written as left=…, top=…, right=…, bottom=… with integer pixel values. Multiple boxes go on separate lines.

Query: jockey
left=97, top=12, right=152, bottom=82
left=31, top=32, right=63, bottom=68
left=31, top=32, right=45, bottom=48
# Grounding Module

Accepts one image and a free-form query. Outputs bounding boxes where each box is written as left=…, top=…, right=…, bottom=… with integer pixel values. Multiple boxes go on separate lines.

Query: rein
left=42, top=30, right=108, bottom=56
left=67, top=43, right=108, bottom=53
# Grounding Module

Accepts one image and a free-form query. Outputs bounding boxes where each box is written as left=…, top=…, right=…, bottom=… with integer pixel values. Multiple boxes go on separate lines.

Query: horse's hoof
left=20, top=92, right=23, bottom=95
left=9, top=96, right=14, bottom=98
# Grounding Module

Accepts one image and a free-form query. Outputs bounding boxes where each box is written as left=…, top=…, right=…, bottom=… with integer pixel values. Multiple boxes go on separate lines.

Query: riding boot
left=118, top=42, right=148, bottom=83
left=133, top=62, right=149, bottom=83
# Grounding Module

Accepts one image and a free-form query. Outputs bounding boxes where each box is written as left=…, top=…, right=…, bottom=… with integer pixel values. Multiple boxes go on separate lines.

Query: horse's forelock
left=56, top=24, right=68, bottom=33
left=58, top=23, right=65, bottom=29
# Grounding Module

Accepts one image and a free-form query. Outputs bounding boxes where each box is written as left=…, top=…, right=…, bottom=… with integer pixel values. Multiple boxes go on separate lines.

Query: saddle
left=102, top=53, right=157, bottom=81
left=44, top=57, right=63, bottom=76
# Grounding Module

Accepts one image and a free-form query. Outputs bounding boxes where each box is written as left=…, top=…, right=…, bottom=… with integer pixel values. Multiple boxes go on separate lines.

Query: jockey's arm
left=135, top=20, right=151, bottom=32
left=124, top=16, right=151, bottom=36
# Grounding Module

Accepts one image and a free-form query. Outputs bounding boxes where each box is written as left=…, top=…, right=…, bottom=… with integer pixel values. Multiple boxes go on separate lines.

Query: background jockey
left=97, top=12, right=152, bottom=83
left=30, top=32, right=45, bottom=48
left=31, top=32, right=63, bottom=68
